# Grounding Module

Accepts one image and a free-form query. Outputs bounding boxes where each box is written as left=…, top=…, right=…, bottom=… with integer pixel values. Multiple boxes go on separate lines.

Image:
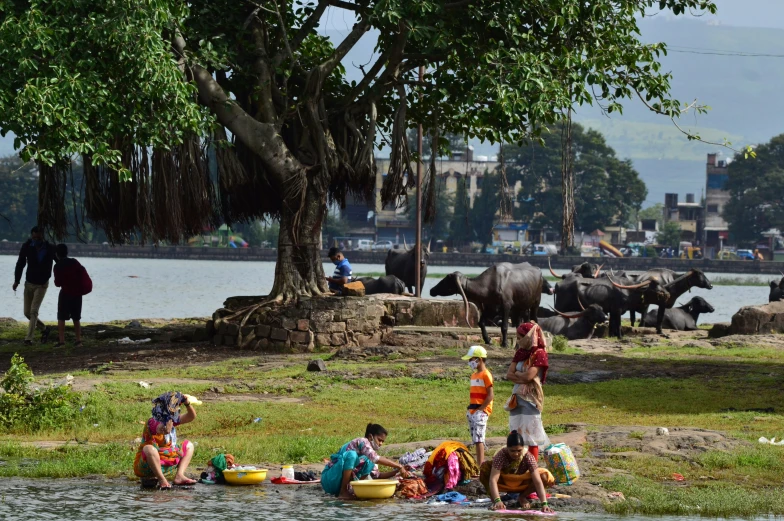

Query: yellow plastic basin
left=223, top=468, right=268, bottom=485
left=351, top=479, right=398, bottom=499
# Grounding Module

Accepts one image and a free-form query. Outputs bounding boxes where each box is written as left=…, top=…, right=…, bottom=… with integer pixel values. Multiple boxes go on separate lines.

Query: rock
left=138, top=381, right=151, bottom=389
left=708, top=322, right=731, bottom=338
left=307, top=359, right=327, bottom=372
left=297, top=319, right=310, bottom=331
left=0, top=317, right=19, bottom=327
left=342, top=281, right=366, bottom=297
left=729, top=301, right=784, bottom=335
left=656, top=427, right=669, bottom=436
left=256, top=325, right=271, bottom=338
left=126, top=320, right=143, bottom=329
left=270, top=328, right=288, bottom=341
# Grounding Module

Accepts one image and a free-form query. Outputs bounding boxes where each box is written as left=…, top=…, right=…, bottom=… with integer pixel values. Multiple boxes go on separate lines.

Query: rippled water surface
left=0, top=478, right=765, bottom=521
left=0, top=256, right=772, bottom=324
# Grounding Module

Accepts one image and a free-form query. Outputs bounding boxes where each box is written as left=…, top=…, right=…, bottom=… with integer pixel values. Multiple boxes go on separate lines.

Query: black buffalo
left=555, top=274, right=669, bottom=338
left=538, top=304, right=608, bottom=340
left=385, top=239, right=430, bottom=294
left=355, top=275, right=407, bottom=295
left=641, top=296, right=715, bottom=331
left=770, top=279, right=784, bottom=302
left=548, top=258, right=603, bottom=280
left=628, top=269, right=713, bottom=329
left=430, top=262, right=543, bottom=347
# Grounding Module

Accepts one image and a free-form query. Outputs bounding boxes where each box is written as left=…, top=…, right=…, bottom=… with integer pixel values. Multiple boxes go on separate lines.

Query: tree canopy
left=0, top=0, right=716, bottom=300
left=505, top=123, right=648, bottom=234
left=723, top=133, right=784, bottom=246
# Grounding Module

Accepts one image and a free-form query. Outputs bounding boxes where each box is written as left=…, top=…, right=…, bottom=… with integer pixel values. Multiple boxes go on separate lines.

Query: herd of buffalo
left=351, top=245, right=727, bottom=344
left=350, top=244, right=727, bottom=344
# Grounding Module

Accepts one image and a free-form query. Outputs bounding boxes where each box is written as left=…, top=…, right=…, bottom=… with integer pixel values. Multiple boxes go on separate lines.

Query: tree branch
left=327, top=0, right=366, bottom=11
left=273, top=0, right=329, bottom=68
left=173, top=34, right=301, bottom=186
left=318, top=19, right=371, bottom=80
left=340, top=46, right=392, bottom=107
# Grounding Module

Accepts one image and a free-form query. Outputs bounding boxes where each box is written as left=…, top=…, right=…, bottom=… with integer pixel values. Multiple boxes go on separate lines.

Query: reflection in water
left=0, top=256, right=771, bottom=324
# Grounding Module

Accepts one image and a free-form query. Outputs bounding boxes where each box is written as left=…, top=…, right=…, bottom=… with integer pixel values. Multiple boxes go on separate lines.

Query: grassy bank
left=1, top=327, right=784, bottom=515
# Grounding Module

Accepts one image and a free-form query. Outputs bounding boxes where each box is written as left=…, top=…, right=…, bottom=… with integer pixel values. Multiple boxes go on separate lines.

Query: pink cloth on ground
left=445, top=451, right=461, bottom=489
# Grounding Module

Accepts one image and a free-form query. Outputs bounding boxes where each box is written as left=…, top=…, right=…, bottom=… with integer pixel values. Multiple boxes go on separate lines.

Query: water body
left=0, top=257, right=772, bottom=324
left=0, top=477, right=763, bottom=521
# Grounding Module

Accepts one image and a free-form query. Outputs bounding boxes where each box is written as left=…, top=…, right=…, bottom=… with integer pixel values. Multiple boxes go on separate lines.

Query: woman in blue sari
left=322, top=423, right=411, bottom=499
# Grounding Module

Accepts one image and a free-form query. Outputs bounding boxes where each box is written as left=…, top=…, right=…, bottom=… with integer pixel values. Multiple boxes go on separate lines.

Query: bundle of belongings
left=423, top=441, right=479, bottom=493
left=271, top=471, right=320, bottom=484
left=200, top=454, right=235, bottom=484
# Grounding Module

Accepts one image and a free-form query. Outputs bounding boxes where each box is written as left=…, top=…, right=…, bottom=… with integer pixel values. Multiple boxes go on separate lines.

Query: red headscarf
left=512, top=322, right=549, bottom=382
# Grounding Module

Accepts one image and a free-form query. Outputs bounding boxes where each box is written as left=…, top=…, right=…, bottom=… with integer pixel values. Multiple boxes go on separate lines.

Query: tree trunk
left=270, top=182, right=329, bottom=303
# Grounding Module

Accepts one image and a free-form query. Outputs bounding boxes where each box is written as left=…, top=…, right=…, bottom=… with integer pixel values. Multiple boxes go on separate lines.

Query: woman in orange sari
left=133, top=391, right=197, bottom=489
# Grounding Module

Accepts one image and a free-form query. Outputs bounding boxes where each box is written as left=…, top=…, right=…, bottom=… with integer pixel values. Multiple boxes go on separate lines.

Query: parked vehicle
left=736, top=249, right=755, bottom=261
left=356, top=239, right=374, bottom=251
left=529, top=243, right=558, bottom=256
left=717, top=249, right=738, bottom=260
left=680, top=247, right=703, bottom=259
left=372, top=240, right=394, bottom=251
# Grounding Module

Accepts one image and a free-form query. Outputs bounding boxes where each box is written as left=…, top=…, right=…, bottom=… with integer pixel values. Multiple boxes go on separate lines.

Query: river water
left=0, top=477, right=769, bottom=521
left=0, top=257, right=773, bottom=324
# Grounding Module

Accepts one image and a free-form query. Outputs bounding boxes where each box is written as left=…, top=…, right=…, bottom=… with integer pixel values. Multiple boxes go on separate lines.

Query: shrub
left=551, top=335, right=569, bottom=352
left=0, top=354, right=81, bottom=432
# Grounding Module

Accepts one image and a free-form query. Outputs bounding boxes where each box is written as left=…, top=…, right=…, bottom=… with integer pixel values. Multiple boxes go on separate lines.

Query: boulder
left=307, top=359, right=327, bottom=372
left=729, top=301, right=784, bottom=335
left=0, top=317, right=19, bottom=328
left=126, top=320, right=143, bottom=329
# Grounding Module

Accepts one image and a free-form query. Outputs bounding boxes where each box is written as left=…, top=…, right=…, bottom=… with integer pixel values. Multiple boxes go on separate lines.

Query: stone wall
left=209, top=295, right=480, bottom=352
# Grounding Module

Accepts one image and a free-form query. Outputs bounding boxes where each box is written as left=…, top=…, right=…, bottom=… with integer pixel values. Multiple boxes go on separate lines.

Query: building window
left=707, top=204, right=719, bottom=214
left=707, top=174, right=729, bottom=190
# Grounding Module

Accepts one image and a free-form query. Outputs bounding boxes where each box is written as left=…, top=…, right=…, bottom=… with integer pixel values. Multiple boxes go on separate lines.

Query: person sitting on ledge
left=326, top=247, right=353, bottom=295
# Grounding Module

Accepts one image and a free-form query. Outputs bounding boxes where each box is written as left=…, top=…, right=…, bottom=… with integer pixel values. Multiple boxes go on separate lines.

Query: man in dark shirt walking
left=53, top=244, right=90, bottom=347
left=13, top=226, right=54, bottom=345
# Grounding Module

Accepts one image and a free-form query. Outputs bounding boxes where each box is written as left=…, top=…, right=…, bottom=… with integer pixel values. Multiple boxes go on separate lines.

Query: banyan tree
left=0, top=0, right=716, bottom=302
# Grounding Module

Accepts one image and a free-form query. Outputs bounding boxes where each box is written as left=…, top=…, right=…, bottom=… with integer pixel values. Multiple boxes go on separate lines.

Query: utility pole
left=415, top=65, right=424, bottom=297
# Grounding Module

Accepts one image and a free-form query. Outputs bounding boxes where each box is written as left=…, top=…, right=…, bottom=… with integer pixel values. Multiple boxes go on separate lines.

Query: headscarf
left=151, top=391, right=184, bottom=423
left=512, top=322, right=549, bottom=383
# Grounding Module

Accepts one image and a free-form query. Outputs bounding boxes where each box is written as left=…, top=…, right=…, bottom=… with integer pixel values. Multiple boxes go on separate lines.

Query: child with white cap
left=462, top=345, right=494, bottom=466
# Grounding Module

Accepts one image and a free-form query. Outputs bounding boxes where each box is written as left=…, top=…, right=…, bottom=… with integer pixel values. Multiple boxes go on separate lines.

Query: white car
left=372, top=240, right=394, bottom=251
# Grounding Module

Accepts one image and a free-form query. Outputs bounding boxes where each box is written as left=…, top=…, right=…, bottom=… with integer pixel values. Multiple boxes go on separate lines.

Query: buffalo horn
left=403, top=236, right=408, bottom=250
left=550, top=306, right=585, bottom=319
left=577, top=295, right=586, bottom=311
left=427, top=238, right=432, bottom=252
left=548, top=257, right=560, bottom=279
left=456, top=277, right=472, bottom=327
left=594, top=264, right=604, bottom=278
left=608, top=274, right=651, bottom=290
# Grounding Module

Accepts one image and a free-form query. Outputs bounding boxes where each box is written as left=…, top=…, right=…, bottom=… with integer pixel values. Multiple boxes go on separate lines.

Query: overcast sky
left=1, top=1, right=781, bottom=157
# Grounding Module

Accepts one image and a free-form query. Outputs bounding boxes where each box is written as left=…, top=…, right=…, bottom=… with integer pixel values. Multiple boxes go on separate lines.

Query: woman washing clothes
left=506, top=322, right=551, bottom=461
left=322, top=423, right=412, bottom=499
left=481, top=431, right=555, bottom=512
left=133, top=391, right=197, bottom=489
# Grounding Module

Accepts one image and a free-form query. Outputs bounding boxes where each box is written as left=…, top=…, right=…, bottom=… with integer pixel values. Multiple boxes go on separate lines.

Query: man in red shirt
left=53, top=244, right=91, bottom=347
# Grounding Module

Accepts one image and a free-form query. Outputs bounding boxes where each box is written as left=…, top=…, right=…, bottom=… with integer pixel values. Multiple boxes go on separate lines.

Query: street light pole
left=415, top=65, right=424, bottom=297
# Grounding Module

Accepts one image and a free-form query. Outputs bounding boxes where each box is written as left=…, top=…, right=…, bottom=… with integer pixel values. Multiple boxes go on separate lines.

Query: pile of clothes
left=200, top=454, right=235, bottom=484
left=398, top=448, right=431, bottom=470
left=423, top=441, right=479, bottom=493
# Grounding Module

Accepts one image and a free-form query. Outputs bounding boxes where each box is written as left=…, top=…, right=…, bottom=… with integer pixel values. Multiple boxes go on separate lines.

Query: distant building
left=703, top=152, right=730, bottom=253
left=664, top=192, right=704, bottom=244
left=341, top=147, right=524, bottom=244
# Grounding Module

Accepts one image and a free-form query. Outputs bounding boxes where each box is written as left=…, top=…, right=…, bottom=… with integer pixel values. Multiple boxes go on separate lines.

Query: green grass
left=2, top=339, right=784, bottom=515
